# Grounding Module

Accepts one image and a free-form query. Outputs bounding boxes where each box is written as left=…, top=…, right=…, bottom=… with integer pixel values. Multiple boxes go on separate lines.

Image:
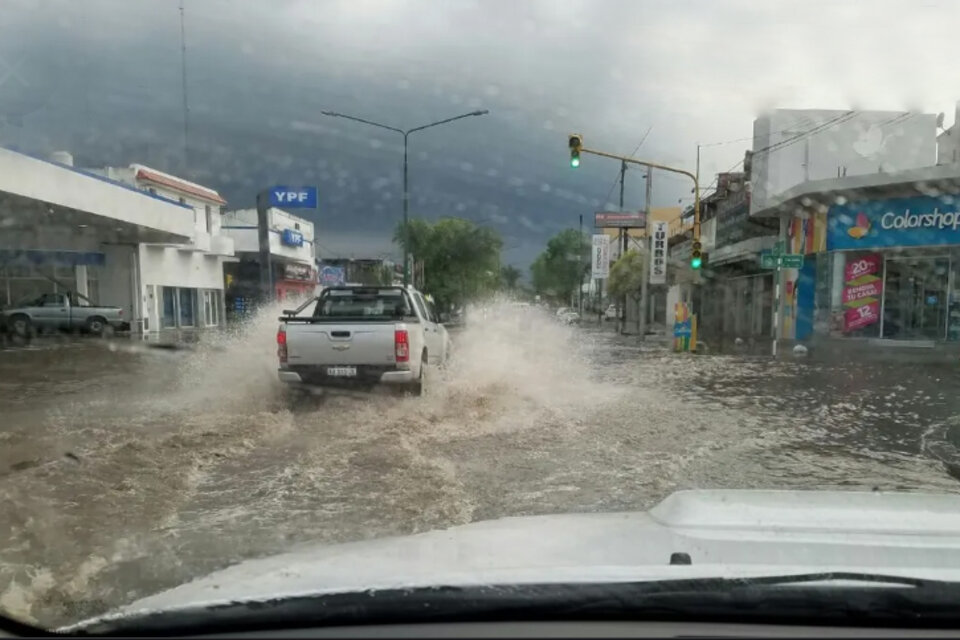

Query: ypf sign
left=268, top=186, right=318, bottom=208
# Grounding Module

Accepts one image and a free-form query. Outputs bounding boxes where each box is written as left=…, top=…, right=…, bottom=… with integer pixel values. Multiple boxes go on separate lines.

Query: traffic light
left=569, top=134, right=582, bottom=168
left=691, top=240, right=703, bottom=269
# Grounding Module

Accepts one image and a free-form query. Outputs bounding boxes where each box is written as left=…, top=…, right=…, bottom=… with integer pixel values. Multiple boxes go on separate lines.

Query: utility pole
left=256, top=191, right=273, bottom=303
left=578, top=213, right=584, bottom=315
left=639, top=167, right=652, bottom=339
left=618, top=159, right=627, bottom=334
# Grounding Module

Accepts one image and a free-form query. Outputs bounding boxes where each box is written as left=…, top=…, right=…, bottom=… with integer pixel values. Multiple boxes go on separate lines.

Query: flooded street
left=3, top=304, right=960, bottom=627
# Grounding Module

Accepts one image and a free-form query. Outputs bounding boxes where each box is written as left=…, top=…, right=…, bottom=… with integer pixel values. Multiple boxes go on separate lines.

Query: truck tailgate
left=285, top=322, right=400, bottom=366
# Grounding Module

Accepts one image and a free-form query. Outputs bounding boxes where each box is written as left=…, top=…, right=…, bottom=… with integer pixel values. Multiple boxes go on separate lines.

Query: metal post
left=256, top=191, right=273, bottom=303
left=773, top=215, right=788, bottom=357
left=618, top=159, right=627, bottom=333
left=578, top=214, right=584, bottom=315
left=639, top=167, right=652, bottom=339
left=402, top=132, right=410, bottom=286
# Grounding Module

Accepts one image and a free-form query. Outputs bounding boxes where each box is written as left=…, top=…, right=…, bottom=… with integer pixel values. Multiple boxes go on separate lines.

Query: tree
left=607, top=249, right=646, bottom=320
left=530, top=229, right=590, bottom=303
left=500, top=265, right=521, bottom=290
left=395, top=217, right=503, bottom=311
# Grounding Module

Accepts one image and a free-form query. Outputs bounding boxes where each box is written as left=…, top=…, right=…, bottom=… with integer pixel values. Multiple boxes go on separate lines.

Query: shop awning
left=751, top=164, right=960, bottom=218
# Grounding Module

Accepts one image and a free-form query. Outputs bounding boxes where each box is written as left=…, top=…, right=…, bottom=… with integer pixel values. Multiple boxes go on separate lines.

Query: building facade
left=0, top=149, right=223, bottom=341
left=93, top=164, right=235, bottom=336
left=220, top=207, right=317, bottom=316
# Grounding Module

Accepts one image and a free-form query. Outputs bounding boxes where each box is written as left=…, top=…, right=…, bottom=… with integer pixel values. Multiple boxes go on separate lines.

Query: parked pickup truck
left=1, top=292, right=127, bottom=337
left=277, top=286, right=450, bottom=396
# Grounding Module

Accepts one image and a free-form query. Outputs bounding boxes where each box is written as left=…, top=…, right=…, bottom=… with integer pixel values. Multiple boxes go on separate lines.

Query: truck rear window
left=314, top=289, right=414, bottom=319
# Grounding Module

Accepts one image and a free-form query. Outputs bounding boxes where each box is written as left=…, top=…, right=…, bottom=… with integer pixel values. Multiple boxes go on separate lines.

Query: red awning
left=135, top=168, right=226, bottom=205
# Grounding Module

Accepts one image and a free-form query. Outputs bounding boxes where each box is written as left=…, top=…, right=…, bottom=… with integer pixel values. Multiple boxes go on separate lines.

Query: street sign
left=781, top=254, right=804, bottom=268
left=268, top=186, right=318, bottom=208
left=760, top=252, right=803, bottom=269
left=595, top=211, right=647, bottom=229
left=591, top=234, right=610, bottom=279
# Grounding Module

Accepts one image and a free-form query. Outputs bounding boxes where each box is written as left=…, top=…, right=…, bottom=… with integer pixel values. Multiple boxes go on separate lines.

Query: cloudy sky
left=1, top=0, right=958, bottom=265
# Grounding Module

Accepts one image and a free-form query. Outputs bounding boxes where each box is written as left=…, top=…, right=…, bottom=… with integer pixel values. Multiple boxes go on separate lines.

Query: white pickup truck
left=277, top=286, right=450, bottom=396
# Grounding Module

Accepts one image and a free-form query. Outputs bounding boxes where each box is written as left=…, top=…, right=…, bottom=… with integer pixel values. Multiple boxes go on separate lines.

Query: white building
left=0, top=149, right=192, bottom=326
left=750, top=109, right=938, bottom=215
left=220, top=207, right=316, bottom=307
left=92, top=164, right=235, bottom=335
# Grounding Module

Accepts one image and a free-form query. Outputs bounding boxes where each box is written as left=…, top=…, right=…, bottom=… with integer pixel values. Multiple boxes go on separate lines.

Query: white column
left=75, top=264, right=89, bottom=299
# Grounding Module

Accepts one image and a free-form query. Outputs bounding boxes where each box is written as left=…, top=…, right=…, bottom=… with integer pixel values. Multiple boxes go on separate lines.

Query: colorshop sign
left=828, top=195, right=960, bottom=251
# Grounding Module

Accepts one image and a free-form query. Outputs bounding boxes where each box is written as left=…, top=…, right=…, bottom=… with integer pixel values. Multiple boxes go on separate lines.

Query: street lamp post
left=321, top=109, right=489, bottom=285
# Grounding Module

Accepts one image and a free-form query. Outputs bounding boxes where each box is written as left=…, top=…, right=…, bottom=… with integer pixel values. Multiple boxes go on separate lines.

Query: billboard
left=591, top=234, right=610, bottom=279
left=595, top=211, right=647, bottom=229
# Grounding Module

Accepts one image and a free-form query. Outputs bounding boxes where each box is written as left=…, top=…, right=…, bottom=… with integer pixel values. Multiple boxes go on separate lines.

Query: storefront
left=788, top=192, right=960, bottom=344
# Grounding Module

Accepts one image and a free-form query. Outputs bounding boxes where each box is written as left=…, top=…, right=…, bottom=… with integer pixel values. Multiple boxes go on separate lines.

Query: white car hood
left=72, top=489, right=960, bottom=627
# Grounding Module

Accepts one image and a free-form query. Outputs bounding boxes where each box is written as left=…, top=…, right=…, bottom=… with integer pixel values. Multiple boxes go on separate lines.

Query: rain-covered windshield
left=5, top=0, right=960, bottom=631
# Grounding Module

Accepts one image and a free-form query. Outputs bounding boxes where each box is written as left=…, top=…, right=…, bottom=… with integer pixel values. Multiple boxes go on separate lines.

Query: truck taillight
left=277, top=327, right=288, bottom=363
left=118, top=309, right=123, bottom=317
left=394, top=329, right=409, bottom=363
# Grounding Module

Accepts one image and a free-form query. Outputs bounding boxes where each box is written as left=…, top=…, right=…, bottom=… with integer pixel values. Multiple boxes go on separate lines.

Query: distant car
left=560, top=310, right=580, bottom=325
left=555, top=307, right=571, bottom=317
left=604, top=304, right=618, bottom=321
left=1, top=292, right=126, bottom=337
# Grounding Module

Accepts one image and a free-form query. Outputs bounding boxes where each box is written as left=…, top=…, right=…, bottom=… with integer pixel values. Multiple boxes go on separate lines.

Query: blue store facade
left=787, top=190, right=960, bottom=345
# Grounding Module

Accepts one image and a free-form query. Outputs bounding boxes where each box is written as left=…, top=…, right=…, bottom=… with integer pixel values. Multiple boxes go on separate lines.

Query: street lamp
left=320, top=109, right=489, bottom=285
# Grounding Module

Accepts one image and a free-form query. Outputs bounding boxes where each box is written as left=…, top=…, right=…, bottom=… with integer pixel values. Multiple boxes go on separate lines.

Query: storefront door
left=882, top=257, right=949, bottom=340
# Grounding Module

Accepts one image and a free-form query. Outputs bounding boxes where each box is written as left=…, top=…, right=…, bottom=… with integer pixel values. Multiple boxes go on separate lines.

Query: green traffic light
left=691, top=256, right=702, bottom=269
left=571, top=157, right=580, bottom=168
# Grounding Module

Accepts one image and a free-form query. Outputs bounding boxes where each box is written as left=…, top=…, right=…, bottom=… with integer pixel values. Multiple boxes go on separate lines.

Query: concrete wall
left=99, top=244, right=136, bottom=320
left=750, top=109, right=938, bottom=215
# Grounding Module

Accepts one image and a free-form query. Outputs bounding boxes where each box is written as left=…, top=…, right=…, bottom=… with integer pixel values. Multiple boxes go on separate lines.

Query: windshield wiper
left=72, top=574, right=960, bottom=636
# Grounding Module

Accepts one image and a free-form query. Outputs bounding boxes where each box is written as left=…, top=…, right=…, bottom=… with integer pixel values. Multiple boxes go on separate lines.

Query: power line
left=601, top=126, right=653, bottom=206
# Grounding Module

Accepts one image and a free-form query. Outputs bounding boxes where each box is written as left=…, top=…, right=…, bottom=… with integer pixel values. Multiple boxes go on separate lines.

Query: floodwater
left=2, top=301, right=960, bottom=628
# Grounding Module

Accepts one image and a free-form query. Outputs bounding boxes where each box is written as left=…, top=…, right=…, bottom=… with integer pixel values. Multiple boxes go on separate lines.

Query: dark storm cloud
left=1, top=0, right=958, bottom=265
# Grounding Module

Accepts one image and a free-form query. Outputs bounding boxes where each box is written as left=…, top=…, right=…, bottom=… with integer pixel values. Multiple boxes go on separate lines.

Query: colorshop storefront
left=786, top=194, right=960, bottom=344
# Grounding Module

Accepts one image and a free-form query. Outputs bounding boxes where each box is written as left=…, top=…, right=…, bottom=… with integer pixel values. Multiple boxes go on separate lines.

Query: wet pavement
left=3, top=304, right=960, bottom=627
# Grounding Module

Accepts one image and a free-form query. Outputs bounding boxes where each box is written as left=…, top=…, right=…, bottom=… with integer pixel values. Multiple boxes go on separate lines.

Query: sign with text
left=283, top=263, right=313, bottom=281
left=268, top=186, right=318, bottom=208
left=649, top=221, right=668, bottom=284
left=828, top=195, right=960, bottom=251
left=281, top=228, right=304, bottom=247
left=319, top=265, right=346, bottom=286
left=595, top=211, right=647, bottom=229
left=591, top=234, right=610, bottom=279
left=842, top=252, right=882, bottom=333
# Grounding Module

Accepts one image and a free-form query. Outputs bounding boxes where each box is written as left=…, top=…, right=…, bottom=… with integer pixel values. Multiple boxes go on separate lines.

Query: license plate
left=326, top=366, right=357, bottom=377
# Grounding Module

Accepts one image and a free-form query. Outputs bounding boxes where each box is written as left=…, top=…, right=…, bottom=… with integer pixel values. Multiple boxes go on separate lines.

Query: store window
left=162, top=287, right=177, bottom=328
left=179, top=288, right=196, bottom=327
left=883, top=255, right=949, bottom=341
left=205, top=205, right=213, bottom=234
left=203, top=290, right=219, bottom=326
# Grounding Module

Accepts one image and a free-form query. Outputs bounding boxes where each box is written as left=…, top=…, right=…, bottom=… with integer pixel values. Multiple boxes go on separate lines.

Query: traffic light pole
left=577, top=146, right=700, bottom=245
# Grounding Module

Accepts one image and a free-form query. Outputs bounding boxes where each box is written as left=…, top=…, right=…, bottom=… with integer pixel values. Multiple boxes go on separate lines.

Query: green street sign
left=772, top=240, right=786, bottom=255
left=781, top=254, right=804, bottom=268
left=760, top=253, right=777, bottom=269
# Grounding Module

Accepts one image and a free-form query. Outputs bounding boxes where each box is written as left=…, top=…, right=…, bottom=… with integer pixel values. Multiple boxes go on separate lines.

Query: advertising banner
left=845, top=301, right=881, bottom=331
left=842, top=252, right=883, bottom=333
left=649, top=221, right=668, bottom=284
left=591, top=234, right=610, bottom=279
